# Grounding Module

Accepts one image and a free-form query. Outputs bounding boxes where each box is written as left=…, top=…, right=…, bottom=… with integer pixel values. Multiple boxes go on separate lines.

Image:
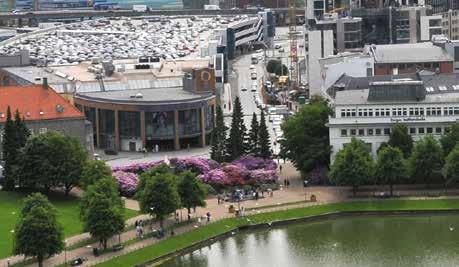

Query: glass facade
left=205, top=105, right=214, bottom=131
left=119, top=111, right=140, bottom=139
left=179, top=109, right=200, bottom=136
left=99, top=109, right=115, bottom=150
left=145, top=111, right=174, bottom=139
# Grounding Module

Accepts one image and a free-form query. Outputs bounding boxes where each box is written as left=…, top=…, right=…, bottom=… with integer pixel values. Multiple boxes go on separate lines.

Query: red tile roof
left=0, top=85, right=84, bottom=123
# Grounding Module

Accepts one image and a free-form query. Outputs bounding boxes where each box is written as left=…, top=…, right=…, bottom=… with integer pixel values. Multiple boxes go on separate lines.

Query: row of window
left=340, top=107, right=459, bottom=118
left=340, top=126, right=450, bottom=137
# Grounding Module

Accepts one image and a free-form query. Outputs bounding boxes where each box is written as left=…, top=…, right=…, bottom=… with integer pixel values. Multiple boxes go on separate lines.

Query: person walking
left=279, top=164, right=283, bottom=174
left=206, top=212, right=211, bottom=222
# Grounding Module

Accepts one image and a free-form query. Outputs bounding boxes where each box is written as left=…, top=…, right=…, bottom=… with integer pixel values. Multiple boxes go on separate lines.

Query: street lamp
left=64, top=240, right=67, bottom=267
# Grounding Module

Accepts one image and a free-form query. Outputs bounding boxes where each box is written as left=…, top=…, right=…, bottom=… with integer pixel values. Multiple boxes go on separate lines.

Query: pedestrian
left=142, top=147, right=147, bottom=157
left=287, top=179, right=290, bottom=187
left=139, top=219, right=143, bottom=226
left=188, top=213, right=191, bottom=221
left=217, top=195, right=220, bottom=204
left=135, top=220, right=138, bottom=227
left=279, top=165, right=283, bottom=174
left=206, top=212, right=211, bottom=222
left=255, top=191, right=259, bottom=201
left=175, top=213, right=179, bottom=223
left=284, top=179, right=287, bottom=187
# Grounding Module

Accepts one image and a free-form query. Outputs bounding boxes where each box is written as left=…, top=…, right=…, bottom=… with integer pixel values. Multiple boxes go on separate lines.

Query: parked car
left=241, top=86, right=248, bottom=92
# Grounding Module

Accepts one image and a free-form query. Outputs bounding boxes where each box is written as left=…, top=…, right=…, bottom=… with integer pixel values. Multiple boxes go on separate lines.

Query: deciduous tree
left=440, top=123, right=459, bottom=157
left=80, top=160, right=112, bottom=190
left=178, top=171, right=207, bottom=219
left=407, top=135, right=444, bottom=186
left=388, top=124, right=413, bottom=157
left=374, top=146, right=407, bottom=196
left=444, top=145, right=459, bottom=189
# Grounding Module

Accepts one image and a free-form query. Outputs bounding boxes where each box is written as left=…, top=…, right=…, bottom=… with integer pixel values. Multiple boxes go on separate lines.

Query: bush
left=113, top=171, right=139, bottom=197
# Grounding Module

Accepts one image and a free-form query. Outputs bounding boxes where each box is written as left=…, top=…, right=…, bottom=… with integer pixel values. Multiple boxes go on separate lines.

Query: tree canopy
left=407, top=135, right=444, bottom=185
left=281, top=96, right=332, bottom=176
left=17, top=131, right=87, bottom=194
left=138, top=173, right=181, bottom=229
left=14, top=193, right=63, bottom=267
left=80, top=160, right=113, bottom=190
left=444, top=144, right=459, bottom=187
left=441, top=123, right=459, bottom=157
left=80, top=177, right=125, bottom=249
left=178, top=171, right=207, bottom=218
left=329, top=138, right=373, bottom=197
left=388, top=124, right=413, bottom=157
left=374, top=146, right=407, bottom=196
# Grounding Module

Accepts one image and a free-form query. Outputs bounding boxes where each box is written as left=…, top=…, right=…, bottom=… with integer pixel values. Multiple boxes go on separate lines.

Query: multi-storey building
left=329, top=73, right=459, bottom=160
left=420, top=15, right=442, bottom=41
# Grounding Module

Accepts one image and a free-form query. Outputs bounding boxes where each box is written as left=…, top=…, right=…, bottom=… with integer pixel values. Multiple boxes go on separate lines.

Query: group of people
left=283, top=178, right=290, bottom=187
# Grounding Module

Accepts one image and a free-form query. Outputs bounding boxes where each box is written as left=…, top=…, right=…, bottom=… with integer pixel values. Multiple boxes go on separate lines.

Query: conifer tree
left=248, top=112, right=259, bottom=155
left=226, top=97, right=247, bottom=161
left=210, top=105, right=227, bottom=163
left=257, top=112, right=272, bottom=158
left=2, top=107, right=16, bottom=190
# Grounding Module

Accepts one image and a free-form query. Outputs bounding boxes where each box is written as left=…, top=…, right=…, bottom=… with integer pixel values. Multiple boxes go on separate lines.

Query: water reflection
left=160, top=215, right=459, bottom=267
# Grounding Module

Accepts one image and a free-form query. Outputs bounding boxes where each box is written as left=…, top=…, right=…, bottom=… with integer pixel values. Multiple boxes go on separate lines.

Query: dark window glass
left=145, top=111, right=175, bottom=138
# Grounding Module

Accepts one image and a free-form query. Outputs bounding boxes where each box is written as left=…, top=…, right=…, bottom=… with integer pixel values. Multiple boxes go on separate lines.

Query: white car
left=250, top=64, right=255, bottom=70
left=251, top=86, right=257, bottom=92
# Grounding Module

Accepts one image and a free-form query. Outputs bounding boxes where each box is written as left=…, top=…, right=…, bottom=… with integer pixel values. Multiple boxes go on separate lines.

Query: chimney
left=42, top=77, right=48, bottom=89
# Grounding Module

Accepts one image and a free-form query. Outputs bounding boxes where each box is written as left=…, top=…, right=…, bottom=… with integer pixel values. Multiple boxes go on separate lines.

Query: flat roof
left=370, top=42, right=453, bottom=63
left=3, top=66, right=69, bottom=84
left=77, top=87, right=213, bottom=104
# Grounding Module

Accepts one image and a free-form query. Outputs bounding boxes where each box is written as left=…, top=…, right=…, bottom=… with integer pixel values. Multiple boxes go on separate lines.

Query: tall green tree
left=14, top=110, right=30, bottom=148
left=17, top=131, right=87, bottom=194
left=281, top=96, right=332, bottom=176
left=178, top=171, right=207, bottom=219
left=2, top=106, right=16, bottom=190
left=257, top=111, right=272, bottom=158
left=407, top=135, right=444, bottom=186
left=226, top=97, right=247, bottom=161
left=80, top=160, right=112, bottom=190
left=135, top=163, right=172, bottom=200
left=139, top=173, right=181, bottom=229
left=80, top=177, right=125, bottom=249
left=210, top=105, right=227, bottom=163
left=14, top=193, right=63, bottom=267
left=248, top=112, right=259, bottom=155
left=440, top=123, right=459, bottom=157
left=444, top=145, right=459, bottom=189
left=374, top=146, right=407, bottom=196
left=21, top=192, right=55, bottom=217
left=329, top=138, right=373, bottom=197
left=388, top=124, right=413, bottom=157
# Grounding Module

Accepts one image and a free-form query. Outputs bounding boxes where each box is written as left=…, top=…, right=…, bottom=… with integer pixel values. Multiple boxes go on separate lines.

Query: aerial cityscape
left=2, top=0, right=459, bottom=267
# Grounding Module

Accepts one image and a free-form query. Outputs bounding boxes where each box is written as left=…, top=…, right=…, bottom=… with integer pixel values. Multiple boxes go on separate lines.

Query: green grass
left=96, top=199, right=459, bottom=267
left=0, top=190, right=138, bottom=259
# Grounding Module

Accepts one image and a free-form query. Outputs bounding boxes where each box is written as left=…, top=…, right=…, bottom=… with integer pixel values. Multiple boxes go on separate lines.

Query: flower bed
left=112, top=156, right=278, bottom=195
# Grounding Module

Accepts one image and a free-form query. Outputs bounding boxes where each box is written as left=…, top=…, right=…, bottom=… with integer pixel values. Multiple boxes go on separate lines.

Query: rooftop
left=0, top=84, right=84, bottom=123
left=367, top=42, right=453, bottom=63
left=76, top=87, right=213, bottom=104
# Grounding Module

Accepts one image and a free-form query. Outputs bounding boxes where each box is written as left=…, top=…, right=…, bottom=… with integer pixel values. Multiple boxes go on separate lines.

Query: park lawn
left=0, top=190, right=138, bottom=259
left=96, top=198, right=459, bottom=267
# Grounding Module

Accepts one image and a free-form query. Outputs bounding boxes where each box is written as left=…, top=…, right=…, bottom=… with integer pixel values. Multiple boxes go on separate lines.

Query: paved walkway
left=4, top=162, right=459, bottom=267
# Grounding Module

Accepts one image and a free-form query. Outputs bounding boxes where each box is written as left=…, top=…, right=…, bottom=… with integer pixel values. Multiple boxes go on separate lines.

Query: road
left=231, top=53, right=281, bottom=155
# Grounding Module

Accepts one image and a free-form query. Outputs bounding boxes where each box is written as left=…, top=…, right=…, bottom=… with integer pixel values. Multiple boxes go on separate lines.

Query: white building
left=420, top=15, right=442, bottom=41
left=306, top=29, right=334, bottom=96
left=329, top=73, right=459, bottom=161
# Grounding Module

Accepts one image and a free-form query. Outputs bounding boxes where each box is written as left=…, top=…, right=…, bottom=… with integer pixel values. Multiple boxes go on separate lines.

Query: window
left=427, top=127, right=433, bottom=134
left=375, top=108, right=380, bottom=117
left=363, top=109, right=368, bottom=117
left=397, top=108, right=402, bottom=116
left=409, top=128, right=416, bottom=134
left=375, top=128, right=382, bottom=135
left=384, top=128, right=391, bottom=135
left=409, top=108, right=414, bottom=116
left=418, top=128, right=425, bottom=134
left=358, top=109, right=363, bottom=116
left=350, top=129, right=356, bottom=136
left=341, top=109, right=346, bottom=117
left=435, top=127, right=442, bottom=134
left=402, top=108, right=407, bottom=116
left=367, top=129, right=374, bottom=135
left=455, top=107, right=459, bottom=115
left=368, top=109, right=373, bottom=117
left=341, top=129, right=348, bottom=136
left=358, top=129, right=365, bottom=136
left=392, top=108, right=397, bottom=116
left=420, top=108, right=424, bottom=116
left=445, top=127, right=451, bottom=133
left=385, top=108, right=391, bottom=116
left=39, top=128, right=47, bottom=134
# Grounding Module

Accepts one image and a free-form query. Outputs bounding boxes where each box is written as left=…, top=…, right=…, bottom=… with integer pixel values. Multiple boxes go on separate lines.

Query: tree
left=135, top=163, right=172, bottom=200
left=257, top=112, right=272, bottom=158
left=388, top=124, right=413, bottom=157
left=2, top=106, right=16, bottom=190
left=374, top=146, right=407, bottom=196
left=17, top=131, right=87, bottom=194
left=14, top=110, right=30, bottom=149
left=226, top=97, right=247, bottom=161
left=248, top=112, right=259, bottom=155
left=178, top=171, right=207, bottom=219
left=210, top=105, right=227, bottom=163
left=80, top=160, right=112, bottom=190
left=444, top=145, right=459, bottom=189
left=407, top=135, right=444, bottom=186
left=21, top=192, right=55, bottom=217
left=441, top=123, right=459, bottom=157
left=267, top=60, right=281, bottom=74
left=80, top=177, right=125, bottom=249
left=274, top=64, right=289, bottom=76
left=281, top=96, right=332, bottom=176
left=14, top=193, right=63, bottom=267
left=329, top=138, right=373, bottom=197
left=138, top=173, right=180, bottom=229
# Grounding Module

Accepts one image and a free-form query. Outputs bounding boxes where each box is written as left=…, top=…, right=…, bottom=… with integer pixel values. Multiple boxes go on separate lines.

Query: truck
left=132, top=4, right=147, bottom=12
left=204, top=5, right=220, bottom=10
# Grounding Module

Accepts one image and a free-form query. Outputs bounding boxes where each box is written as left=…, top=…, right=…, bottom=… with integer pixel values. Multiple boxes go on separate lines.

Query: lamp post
left=64, top=240, right=67, bottom=267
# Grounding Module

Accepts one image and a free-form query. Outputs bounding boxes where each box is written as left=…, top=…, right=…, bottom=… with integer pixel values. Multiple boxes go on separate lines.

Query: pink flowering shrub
left=199, top=168, right=231, bottom=186
left=233, top=156, right=277, bottom=171
left=249, top=169, right=278, bottom=184
left=113, top=171, right=139, bottom=197
left=170, top=157, right=219, bottom=175
left=111, top=161, right=163, bottom=174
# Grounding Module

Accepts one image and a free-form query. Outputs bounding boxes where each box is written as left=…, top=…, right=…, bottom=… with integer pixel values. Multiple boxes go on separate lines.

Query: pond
left=160, top=214, right=459, bottom=267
